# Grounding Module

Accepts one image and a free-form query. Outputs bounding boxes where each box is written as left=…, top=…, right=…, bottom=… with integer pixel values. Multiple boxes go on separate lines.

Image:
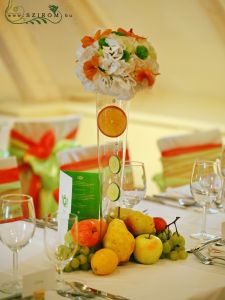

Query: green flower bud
left=135, top=45, right=149, bottom=60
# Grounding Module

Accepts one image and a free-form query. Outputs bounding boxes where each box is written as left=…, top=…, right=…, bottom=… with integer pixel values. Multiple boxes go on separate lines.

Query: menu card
left=59, top=170, right=101, bottom=221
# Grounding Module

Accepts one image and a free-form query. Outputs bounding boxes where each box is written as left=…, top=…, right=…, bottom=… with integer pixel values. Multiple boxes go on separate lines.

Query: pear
left=124, top=211, right=155, bottom=236
left=106, top=207, right=138, bottom=223
left=103, top=218, right=135, bottom=263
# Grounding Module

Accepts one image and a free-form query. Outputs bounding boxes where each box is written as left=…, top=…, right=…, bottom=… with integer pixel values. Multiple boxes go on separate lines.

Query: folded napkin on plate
left=208, top=244, right=225, bottom=259
left=153, top=129, right=222, bottom=191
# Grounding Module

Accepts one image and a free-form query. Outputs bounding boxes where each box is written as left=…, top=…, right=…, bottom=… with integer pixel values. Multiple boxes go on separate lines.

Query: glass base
left=190, top=232, right=216, bottom=241
left=0, top=279, right=21, bottom=295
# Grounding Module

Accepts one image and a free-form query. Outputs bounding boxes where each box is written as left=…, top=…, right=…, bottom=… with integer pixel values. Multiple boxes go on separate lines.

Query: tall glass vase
left=96, top=94, right=130, bottom=220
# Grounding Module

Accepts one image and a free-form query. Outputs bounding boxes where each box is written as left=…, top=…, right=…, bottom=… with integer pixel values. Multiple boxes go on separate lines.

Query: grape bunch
left=63, top=245, right=99, bottom=272
left=156, top=217, right=188, bottom=261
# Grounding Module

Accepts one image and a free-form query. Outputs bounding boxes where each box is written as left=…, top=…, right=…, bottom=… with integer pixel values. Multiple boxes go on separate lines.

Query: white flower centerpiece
left=76, top=28, right=159, bottom=100
left=76, top=28, right=159, bottom=217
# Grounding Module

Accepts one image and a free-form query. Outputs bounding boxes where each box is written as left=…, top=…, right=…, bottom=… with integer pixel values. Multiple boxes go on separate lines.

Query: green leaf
left=122, top=50, right=130, bottom=62
left=36, top=19, right=41, bottom=24
left=111, top=31, right=126, bottom=36
left=42, top=19, right=47, bottom=24
left=98, top=38, right=109, bottom=48
left=135, top=45, right=149, bottom=60
left=98, top=66, right=105, bottom=72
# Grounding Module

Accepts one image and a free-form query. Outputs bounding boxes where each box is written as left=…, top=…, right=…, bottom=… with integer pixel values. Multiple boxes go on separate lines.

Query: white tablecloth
left=0, top=200, right=225, bottom=300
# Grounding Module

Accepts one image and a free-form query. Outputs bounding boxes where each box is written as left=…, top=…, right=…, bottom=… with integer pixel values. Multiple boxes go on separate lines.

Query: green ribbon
left=10, top=139, right=78, bottom=217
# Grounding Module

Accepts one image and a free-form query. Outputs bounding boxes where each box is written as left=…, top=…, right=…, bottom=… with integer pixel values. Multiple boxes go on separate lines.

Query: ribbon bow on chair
left=10, top=129, right=78, bottom=218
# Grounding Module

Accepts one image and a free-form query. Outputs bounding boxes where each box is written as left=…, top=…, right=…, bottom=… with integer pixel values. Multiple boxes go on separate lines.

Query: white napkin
left=208, top=244, right=225, bottom=259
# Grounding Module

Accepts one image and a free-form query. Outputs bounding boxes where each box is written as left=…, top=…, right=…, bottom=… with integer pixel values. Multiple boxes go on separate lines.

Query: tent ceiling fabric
left=0, top=0, right=224, bottom=124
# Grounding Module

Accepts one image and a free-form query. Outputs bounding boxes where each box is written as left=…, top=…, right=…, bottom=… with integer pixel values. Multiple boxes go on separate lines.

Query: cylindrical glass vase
left=96, top=94, right=130, bottom=220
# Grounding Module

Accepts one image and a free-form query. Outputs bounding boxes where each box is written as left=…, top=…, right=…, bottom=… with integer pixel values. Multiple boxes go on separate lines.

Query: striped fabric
left=0, top=157, right=21, bottom=220
left=153, top=129, right=222, bottom=191
left=0, top=157, right=21, bottom=195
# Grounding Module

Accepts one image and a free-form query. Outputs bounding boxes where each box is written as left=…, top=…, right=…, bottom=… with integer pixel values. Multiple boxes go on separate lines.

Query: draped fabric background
left=0, top=0, right=224, bottom=118
left=0, top=0, right=224, bottom=193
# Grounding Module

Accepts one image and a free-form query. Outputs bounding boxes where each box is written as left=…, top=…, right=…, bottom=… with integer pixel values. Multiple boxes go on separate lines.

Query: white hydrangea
left=75, top=29, right=159, bottom=100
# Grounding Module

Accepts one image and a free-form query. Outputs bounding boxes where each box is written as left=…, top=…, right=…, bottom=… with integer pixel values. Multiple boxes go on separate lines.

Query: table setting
left=1, top=27, right=225, bottom=300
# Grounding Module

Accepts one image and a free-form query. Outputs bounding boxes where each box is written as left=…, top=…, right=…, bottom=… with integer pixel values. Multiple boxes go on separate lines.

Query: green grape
left=77, top=254, right=88, bottom=265
left=63, top=263, right=73, bottom=273
left=169, top=250, right=179, bottom=261
left=170, top=233, right=179, bottom=247
left=56, top=245, right=71, bottom=261
left=162, top=241, right=171, bottom=254
left=177, top=235, right=185, bottom=247
left=74, top=245, right=80, bottom=256
left=88, top=253, right=94, bottom=263
left=80, top=246, right=90, bottom=256
left=165, top=228, right=172, bottom=239
left=178, top=250, right=188, bottom=260
left=160, top=253, right=166, bottom=259
left=168, top=238, right=174, bottom=250
left=176, top=245, right=185, bottom=251
left=64, top=230, right=74, bottom=248
left=70, top=257, right=80, bottom=270
left=158, top=232, right=167, bottom=242
left=80, top=262, right=91, bottom=271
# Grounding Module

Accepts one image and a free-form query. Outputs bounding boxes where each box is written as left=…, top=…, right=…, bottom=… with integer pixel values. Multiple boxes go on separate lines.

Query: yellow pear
left=103, top=218, right=135, bottom=264
left=124, top=211, right=155, bottom=236
left=106, top=207, right=137, bottom=223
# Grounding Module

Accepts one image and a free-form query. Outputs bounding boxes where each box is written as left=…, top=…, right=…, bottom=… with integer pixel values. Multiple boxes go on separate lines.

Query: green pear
left=124, top=211, right=155, bottom=236
left=103, top=218, right=135, bottom=263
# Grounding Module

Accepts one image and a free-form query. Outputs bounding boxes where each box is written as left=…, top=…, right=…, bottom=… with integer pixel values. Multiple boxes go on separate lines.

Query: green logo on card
left=5, top=0, right=72, bottom=24
left=62, top=194, right=68, bottom=208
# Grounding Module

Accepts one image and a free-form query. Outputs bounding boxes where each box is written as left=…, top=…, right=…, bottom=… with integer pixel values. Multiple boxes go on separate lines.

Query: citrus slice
left=97, top=105, right=127, bottom=138
left=109, top=155, right=121, bottom=174
left=106, top=182, right=120, bottom=201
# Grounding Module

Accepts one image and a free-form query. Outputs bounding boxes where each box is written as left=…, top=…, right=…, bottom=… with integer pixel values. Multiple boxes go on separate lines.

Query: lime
left=106, top=182, right=120, bottom=201
left=109, top=155, right=121, bottom=174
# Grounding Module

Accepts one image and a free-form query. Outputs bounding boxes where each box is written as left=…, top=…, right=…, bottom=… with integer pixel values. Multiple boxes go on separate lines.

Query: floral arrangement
left=76, top=28, right=159, bottom=100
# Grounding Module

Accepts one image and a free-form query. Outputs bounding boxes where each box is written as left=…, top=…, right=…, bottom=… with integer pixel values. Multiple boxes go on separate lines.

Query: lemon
left=91, top=248, right=118, bottom=275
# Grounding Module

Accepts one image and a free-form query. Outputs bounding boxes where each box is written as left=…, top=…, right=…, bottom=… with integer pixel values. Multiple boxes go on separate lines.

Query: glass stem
left=13, top=251, right=19, bottom=282
left=201, top=204, right=207, bottom=236
left=56, top=267, right=64, bottom=291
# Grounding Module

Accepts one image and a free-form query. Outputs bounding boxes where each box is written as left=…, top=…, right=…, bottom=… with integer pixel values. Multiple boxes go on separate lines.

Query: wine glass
left=0, top=194, right=36, bottom=296
left=190, top=160, right=223, bottom=240
left=121, top=161, right=146, bottom=208
left=220, top=146, right=225, bottom=210
left=44, top=211, right=78, bottom=293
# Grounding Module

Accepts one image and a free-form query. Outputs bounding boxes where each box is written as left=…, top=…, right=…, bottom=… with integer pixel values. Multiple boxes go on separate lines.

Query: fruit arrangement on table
left=62, top=208, right=188, bottom=276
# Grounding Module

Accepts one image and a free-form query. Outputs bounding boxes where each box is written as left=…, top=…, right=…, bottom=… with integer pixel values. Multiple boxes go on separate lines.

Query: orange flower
left=136, top=69, right=155, bottom=86
left=83, top=55, right=99, bottom=80
left=81, top=36, right=95, bottom=48
left=81, top=29, right=112, bottom=48
left=117, top=28, right=146, bottom=40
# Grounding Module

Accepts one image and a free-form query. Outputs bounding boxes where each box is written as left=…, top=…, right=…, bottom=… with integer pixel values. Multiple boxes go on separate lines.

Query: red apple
left=153, top=217, right=167, bottom=233
left=134, top=234, right=163, bottom=264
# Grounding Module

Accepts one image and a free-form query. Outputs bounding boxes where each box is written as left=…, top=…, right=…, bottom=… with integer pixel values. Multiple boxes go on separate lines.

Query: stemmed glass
left=0, top=194, right=36, bottom=296
left=121, top=161, right=146, bottom=208
left=44, top=211, right=78, bottom=293
left=220, top=146, right=225, bottom=210
left=190, top=160, right=223, bottom=240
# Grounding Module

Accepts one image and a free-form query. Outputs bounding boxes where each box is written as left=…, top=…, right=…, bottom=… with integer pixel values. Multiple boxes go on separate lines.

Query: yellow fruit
left=103, top=219, right=135, bottom=263
left=124, top=211, right=155, bottom=236
left=91, top=248, right=118, bottom=275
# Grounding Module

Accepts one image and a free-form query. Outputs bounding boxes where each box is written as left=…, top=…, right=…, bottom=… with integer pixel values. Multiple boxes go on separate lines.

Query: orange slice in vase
left=97, top=105, right=127, bottom=138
